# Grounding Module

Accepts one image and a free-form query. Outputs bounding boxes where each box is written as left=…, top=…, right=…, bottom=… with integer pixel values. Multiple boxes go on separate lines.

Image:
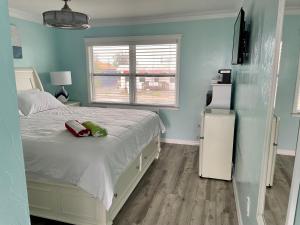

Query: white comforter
left=20, top=106, right=161, bottom=210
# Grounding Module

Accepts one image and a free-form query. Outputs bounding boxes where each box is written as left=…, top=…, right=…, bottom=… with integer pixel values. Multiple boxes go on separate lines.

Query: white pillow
left=18, top=91, right=64, bottom=116
left=18, top=110, right=24, bottom=116
left=18, top=89, right=40, bottom=115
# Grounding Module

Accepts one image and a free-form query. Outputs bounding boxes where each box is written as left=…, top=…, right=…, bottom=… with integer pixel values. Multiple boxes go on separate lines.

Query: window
left=86, top=35, right=181, bottom=107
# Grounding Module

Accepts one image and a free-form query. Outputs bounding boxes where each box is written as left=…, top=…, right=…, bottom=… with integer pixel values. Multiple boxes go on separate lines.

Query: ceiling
left=9, top=0, right=241, bottom=21
left=8, top=0, right=300, bottom=25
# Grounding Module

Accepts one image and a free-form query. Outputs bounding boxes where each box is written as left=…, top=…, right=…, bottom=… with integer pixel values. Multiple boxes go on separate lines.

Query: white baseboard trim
left=233, top=177, right=244, bottom=225
left=160, top=138, right=199, bottom=146
left=277, top=149, right=296, bottom=156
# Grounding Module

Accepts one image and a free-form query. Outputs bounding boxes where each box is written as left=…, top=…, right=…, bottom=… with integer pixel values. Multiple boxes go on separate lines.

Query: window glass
left=135, top=76, right=176, bottom=105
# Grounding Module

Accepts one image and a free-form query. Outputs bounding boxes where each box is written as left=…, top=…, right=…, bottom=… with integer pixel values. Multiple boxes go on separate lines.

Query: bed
left=16, top=68, right=161, bottom=225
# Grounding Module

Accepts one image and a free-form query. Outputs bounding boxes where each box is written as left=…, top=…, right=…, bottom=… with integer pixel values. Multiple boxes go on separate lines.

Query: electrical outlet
left=246, top=196, right=251, bottom=217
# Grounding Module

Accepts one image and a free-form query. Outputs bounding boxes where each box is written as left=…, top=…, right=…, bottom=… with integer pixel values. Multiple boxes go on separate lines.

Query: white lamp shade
left=50, top=71, right=72, bottom=86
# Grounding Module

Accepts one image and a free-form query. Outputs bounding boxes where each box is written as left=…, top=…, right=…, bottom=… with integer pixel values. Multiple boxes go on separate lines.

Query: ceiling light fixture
left=43, top=0, right=90, bottom=29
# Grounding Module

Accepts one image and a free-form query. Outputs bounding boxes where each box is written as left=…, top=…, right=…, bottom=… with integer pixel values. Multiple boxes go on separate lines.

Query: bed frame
left=15, top=68, right=160, bottom=225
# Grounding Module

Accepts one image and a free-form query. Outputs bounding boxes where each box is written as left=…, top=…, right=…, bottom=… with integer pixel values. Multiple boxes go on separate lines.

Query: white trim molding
left=91, top=10, right=236, bottom=27
left=233, top=177, right=244, bottom=225
left=8, top=6, right=300, bottom=27
left=160, top=138, right=199, bottom=146
left=84, top=34, right=182, bottom=46
left=9, top=8, right=42, bottom=24
left=292, top=55, right=300, bottom=114
left=256, top=0, right=286, bottom=224
left=8, top=7, right=237, bottom=27
left=8, top=8, right=236, bottom=27
left=285, top=126, right=300, bottom=225
left=277, top=148, right=296, bottom=156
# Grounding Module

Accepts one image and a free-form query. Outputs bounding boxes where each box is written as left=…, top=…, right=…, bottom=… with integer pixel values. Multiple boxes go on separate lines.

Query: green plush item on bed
left=82, top=121, right=108, bottom=137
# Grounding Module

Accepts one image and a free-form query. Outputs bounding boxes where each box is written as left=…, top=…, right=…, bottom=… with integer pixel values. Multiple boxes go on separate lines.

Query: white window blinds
left=136, top=44, right=177, bottom=76
left=86, top=35, right=181, bottom=107
left=92, top=46, right=129, bottom=75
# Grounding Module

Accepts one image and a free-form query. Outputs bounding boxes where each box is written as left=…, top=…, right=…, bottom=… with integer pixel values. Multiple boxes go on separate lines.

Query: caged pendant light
left=43, top=0, right=90, bottom=29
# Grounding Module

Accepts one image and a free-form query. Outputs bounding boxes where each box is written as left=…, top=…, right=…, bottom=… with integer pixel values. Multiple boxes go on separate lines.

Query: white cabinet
left=199, top=109, right=235, bottom=181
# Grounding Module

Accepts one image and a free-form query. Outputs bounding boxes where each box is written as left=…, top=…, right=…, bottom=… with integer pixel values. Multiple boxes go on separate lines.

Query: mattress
left=20, top=106, right=161, bottom=210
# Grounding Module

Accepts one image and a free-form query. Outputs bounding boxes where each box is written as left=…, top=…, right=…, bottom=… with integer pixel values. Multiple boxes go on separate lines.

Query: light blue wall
left=11, top=17, right=59, bottom=93
left=275, top=15, right=300, bottom=151
left=233, top=0, right=280, bottom=225
left=0, top=1, right=30, bottom=224
left=9, top=7, right=300, bottom=148
left=55, top=19, right=235, bottom=141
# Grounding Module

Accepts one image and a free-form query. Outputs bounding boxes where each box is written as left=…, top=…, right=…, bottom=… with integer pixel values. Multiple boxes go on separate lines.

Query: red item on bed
left=65, top=120, right=91, bottom=137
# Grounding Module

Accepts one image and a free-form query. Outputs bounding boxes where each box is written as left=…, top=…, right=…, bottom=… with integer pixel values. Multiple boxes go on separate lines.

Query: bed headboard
left=15, top=68, right=44, bottom=92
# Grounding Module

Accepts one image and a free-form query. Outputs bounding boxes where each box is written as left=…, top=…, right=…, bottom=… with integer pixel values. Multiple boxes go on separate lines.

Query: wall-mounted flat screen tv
left=232, top=8, right=245, bottom=65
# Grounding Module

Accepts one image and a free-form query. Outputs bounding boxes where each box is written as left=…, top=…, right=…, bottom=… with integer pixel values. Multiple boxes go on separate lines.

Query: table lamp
left=50, top=71, right=72, bottom=103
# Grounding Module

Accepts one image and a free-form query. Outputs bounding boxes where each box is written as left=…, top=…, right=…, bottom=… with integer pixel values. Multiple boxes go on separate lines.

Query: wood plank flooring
left=31, top=143, right=238, bottom=225
left=264, top=155, right=295, bottom=225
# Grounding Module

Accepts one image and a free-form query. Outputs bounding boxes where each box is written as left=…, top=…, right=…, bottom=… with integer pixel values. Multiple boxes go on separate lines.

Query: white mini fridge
left=199, top=109, right=235, bottom=181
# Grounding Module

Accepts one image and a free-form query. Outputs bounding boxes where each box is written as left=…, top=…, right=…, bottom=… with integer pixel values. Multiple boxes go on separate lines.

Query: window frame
left=85, top=35, right=181, bottom=108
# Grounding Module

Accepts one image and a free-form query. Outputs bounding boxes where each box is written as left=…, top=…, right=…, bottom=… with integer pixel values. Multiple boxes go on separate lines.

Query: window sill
left=89, top=102, right=179, bottom=111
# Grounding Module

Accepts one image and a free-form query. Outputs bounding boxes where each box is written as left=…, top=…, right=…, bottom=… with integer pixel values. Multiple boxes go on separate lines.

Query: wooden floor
left=264, top=155, right=295, bottom=225
left=31, top=143, right=238, bottom=225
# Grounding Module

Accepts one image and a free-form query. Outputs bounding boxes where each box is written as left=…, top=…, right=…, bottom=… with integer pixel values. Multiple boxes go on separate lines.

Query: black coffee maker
left=218, top=69, right=231, bottom=84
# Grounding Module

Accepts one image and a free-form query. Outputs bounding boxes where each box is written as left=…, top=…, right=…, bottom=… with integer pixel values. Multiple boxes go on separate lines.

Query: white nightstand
left=64, top=101, right=81, bottom=107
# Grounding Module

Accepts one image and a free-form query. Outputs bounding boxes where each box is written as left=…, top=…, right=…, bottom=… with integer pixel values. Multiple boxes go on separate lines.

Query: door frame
left=256, top=0, right=286, bottom=224
left=285, top=122, right=300, bottom=225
